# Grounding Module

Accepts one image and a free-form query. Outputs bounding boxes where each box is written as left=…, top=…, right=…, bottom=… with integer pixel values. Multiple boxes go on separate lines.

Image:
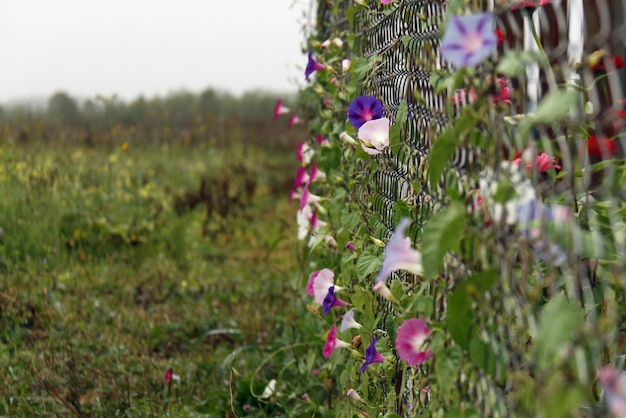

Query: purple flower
left=305, top=50, right=326, bottom=80
left=361, top=336, right=386, bottom=372
left=374, top=218, right=423, bottom=284
left=441, top=13, right=497, bottom=68
left=322, top=286, right=349, bottom=315
left=395, top=318, right=433, bottom=366
left=347, top=95, right=384, bottom=129
left=345, top=241, right=357, bottom=252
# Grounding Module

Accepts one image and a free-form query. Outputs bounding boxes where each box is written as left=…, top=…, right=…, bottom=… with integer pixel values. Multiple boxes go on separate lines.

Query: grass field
left=0, top=139, right=307, bottom=416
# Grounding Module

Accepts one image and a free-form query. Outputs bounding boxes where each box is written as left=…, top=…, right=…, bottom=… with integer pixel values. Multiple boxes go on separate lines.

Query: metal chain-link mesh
left=317, top=0, right=626, bottom=415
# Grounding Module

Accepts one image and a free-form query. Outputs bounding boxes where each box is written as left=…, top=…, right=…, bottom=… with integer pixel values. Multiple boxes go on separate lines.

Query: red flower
left=511, top=0, right=554, bottom=10
left=495, top=28, right=505, bottom=45
left=592, top=55, right=626, bottom=72
left=587, top=136, right=616, bottom=158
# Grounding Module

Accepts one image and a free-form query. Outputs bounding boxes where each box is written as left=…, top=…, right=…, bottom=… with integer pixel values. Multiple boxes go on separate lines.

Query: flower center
left=465, top=32, right=484, bottom=52
left=410, top=334, right=427, bottom=353
left=361, top=110, right=373, bottom=121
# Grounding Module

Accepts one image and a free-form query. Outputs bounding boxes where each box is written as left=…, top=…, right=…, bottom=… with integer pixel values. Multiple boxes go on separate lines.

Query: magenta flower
left=288, top=114, right=301, bottom=128
left=309, top=163, right=326, bottom=183
left=306, top=270, right=319, bottom=296
left=348, top=95, right=384, bottom=129
left=395, top=318, right=433, bottom=366
left=323, top=324, right=350, bottom=358
left=305, top=50, right=326, bottom=80
left=361, top=337, right=386, bottom=372
left=374, top=218, right=423, bottom=283
left=380, top=0, right=393, bottom=4
left=599, top=367, right=626, bottom=417
left=322, top=286, right=349, bottom=315
left=164, top=368, right=173, bottom=384
left=492, top=77, right=512, bottom=104
left=441, top=13, right=497, bottom=68
left=273, top=99, right=290, bottom=120
left=294, top=167, right=310, bottom=189
left=296, top=141, right=313, bottom=165
left=512, top=151, right=561, bottom=173
left=299, top=182, right=322, bottom=212
left=345, top=241, right=357, bottom=252
left=510, top=0, right=558, bottom=10
left=340, top=309, right=362, bottom=332
left=358, top=118, right=390, bottom=155
left=315, top=134, right=330, bottom=146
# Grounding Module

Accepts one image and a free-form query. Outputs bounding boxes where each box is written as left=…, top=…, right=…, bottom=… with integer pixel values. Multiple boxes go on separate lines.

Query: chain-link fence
left=312, top=0, right=626, bottom=415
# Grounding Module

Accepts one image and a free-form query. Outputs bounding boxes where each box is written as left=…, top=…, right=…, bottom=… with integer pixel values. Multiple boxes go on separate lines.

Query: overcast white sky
left=0, top=0, right=313, bottom=104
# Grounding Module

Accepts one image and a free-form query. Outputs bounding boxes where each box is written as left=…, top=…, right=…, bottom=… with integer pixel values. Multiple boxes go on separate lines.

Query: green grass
left=0, top=140, right=304, bottom=416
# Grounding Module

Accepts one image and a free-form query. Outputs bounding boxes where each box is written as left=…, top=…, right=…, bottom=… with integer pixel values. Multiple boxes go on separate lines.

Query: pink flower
left=164, top=368, right=173, bottom=384
left=299, top=182, right=322, bottom=212
left=599, top=367, right=626, bottom=417
left=512, top=151, right=560, bottom=172
left=451, top=87, right=477, bottom=106
left=374, top=218, right=423, bottom=283
left=309, top=163, right=326, bottom=183
left=380, top=0, right=393, bottom=4
left=345, top=241, right=357, bottom=252
left=288, top=114, right=301, bottom=128
left=315, top=134, right=331, bottom=146
left=395, top=318, right=433, bottom=366
left=310, top=268, right=342, bottom=305
left=373, top=281, right=395, bottom=301
left=323, top=324, right=350, bottom=358
left=296, top=142, right=313, bottom=165
left=340, top=309, right=362, bottom=332
left=273, top=99, right=290, bottom=120
left=358, top=118, right=390, bottom=155
left=492, top=78, right=512, bottom=104
left=306, top=270, right=319, bottom=296
left=294, top=167, right=310, bottom=189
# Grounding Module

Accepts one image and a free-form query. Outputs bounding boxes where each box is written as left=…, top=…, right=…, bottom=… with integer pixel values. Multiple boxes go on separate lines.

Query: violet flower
left=305, top=50, right=326, bottom=80
left=395, top=318, right=433, bottom=366
left=322, top=286, right=349, bottom=315
left=323, top=324, right=350, bottom=358
left=374, top=218, right=423, bottom=284
left=361, top=337, right=386, bottom=372
left=273, top=99, right=290, bottom=120
left=340, top=309, right=362, bottom=332
left=441, top=13, right=498, bottom=68
left=348, top=95, right=384, bottom=129
left=358, top=118, right=390, bottom=155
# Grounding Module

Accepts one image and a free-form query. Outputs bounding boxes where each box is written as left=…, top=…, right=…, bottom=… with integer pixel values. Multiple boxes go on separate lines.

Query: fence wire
left=317, top=0, right=626, bottom=415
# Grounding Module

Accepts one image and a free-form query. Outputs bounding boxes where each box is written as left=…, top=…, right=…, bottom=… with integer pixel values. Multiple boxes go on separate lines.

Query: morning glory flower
left=322, top=286, right=349, bottom=315
left=299, top=182, right=322, bottom=212
left=342, top=59, right=352, bottom=72
left=441, top=13, right=497, bottom=68
left=296, top=142, right=314, bottom=166
left=340, top=309, right=362, bottom=332
left=373, top=281, right=396, bottom=302
left=305, top=50, right=326, bottom=80
left=346, top=388, right=363, bottom=402
left=309, top=268, right=343, bottom=305
left=339, top=131, right=358, bottom=146
left=358, top=118, right=390, bottom=155
left=348, top=95, right=384, bottom=129
left=345, top=242, right=357, bottom=252
left=294, top=167, right=309, bottom=189
left=599, top=367, right=626, bottom=417
left=395, top=318, right=433, bottom=366
left=273, top=99, right=290, bottom=120
left=323, top=324, right=350, bottom=358
left=288, top=114, right=301, bottom=128
left=374, top=218, right=423, bottom=284
left=361, top=336, right=386, bottom=372
left=512, top=151, right=561, bottom=172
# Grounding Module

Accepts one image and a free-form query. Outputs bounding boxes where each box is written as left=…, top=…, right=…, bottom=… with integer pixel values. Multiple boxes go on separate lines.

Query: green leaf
left=395, top=100, right=408, bottom=125
left=351, top=286, right=375, bottom=323
left=435, top=344, right=462, bottom=393
left=340, top=209, right=360, bottom=233
left=318, top=146, right=342, bottom=173
left=394, top=200, right=411, bottom=225
left=428, top=128, right=459, bottom=186
left=446, top=270, right=497, bottom=349
left=519, top=89, right=578, bottom=137
left=356, top=253, right=382, bottom=280
left=469, top=338, right=506, bottom=383
left=493, top=180, right=518, bottom=203
left=531, top=293, right=583, bottom=368
left=421, top=202, right=466, bottom=278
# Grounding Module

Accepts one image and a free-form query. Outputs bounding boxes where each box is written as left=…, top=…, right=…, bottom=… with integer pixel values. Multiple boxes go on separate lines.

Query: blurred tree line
left=0, top=88, right=302, bottom=151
